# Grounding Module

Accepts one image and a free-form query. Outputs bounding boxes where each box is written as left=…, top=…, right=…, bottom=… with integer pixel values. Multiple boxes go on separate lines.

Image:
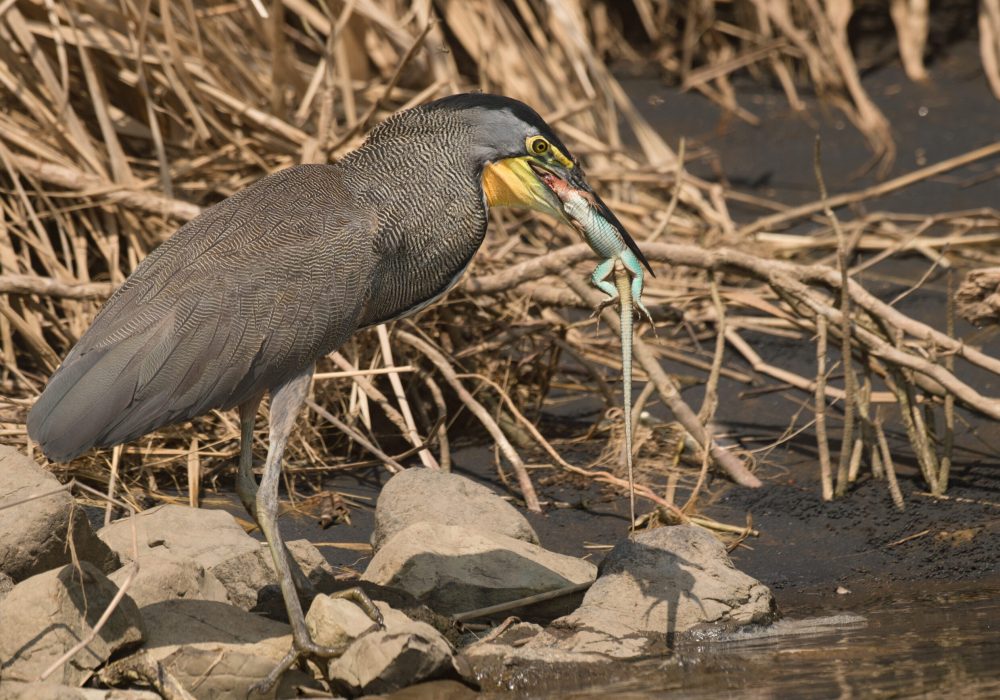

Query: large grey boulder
left=107, top=551, right=229, bottom=607
left=462, top=526, right=776, bottom=685
left=362, top=521, right=596, bottom=617
left=98, top=504, right=259, bottom=568
left=99, top=504, right=334, bottom=610
left=212, top=538, right=337, bottom=611
left=0, top=446, right=118, bottom=581
left=372, top=468, right=538, bottom=551
left=135, top=598, right=318, bottom=698
left=326, top=600, right=455, bottom=695
left=556, top=524, right=776, bottom=646
left=0, top=562, right=144, bottom=686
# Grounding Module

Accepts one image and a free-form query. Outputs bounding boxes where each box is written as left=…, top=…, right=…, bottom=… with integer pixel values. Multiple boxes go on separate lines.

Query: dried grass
left=2, top=0, right=1000, bottom=519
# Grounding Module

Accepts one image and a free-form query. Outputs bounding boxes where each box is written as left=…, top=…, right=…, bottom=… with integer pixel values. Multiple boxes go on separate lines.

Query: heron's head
left=420, top=93, right=598, bottom=219
left=414, top=93, right=652, bottom=273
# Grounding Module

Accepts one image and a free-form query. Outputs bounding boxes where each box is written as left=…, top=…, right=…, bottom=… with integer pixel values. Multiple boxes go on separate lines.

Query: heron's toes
left=329, top=586, right=385, bottom=629
left=248, top=635, right=347, bottom=696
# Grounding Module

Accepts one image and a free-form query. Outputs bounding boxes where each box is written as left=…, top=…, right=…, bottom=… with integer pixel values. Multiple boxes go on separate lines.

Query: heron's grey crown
left=368, top=93, right=576, bottom=172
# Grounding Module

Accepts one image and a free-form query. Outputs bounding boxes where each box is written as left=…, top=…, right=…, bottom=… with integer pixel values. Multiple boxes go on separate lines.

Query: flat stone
left=371, top=468, right=538, bottom=552
left=136, top=598, right=317, bottom=698
left=550, top=525, right=776, bottom=654
left=0, top=446, right=118, bottom=581
left=0, top=562, right=144, bottom=686
left=99, top=505, right=335, bottom=611
left=211, top=538, right=338, bottom=611
left=328, top=602, right=455, bottom=695
left=306, top=594, right=379, bottom=649
left=98, top=504, right=259, bottom=569
left=107, top=551, right=229, bottom=607
left=362, top=521, right=596, bottom=617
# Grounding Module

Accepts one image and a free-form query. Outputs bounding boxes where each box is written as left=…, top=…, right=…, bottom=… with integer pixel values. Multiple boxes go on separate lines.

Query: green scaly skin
left=592, top=254, right=653, bottom=530
left=557, top=190, right=653, bottom=529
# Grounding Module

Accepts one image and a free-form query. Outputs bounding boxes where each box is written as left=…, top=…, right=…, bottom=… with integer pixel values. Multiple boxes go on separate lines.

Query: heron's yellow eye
left=528, top=137, right=549, bottom=155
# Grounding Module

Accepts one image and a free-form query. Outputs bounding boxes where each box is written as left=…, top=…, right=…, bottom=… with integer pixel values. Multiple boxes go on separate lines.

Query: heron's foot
left=249, top=635, right=348, bottom=696
left=328, top=586, right=385, bottom=628
left=248, top=587, right=384, bottom=696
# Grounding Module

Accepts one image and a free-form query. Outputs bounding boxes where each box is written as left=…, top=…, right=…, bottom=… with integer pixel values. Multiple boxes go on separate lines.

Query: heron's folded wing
left=28, top=165, right=377, bottom=461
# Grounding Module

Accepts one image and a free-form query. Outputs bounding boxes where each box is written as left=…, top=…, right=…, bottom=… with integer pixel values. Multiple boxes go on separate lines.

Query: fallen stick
left=453, top=581, right=592, bottom=622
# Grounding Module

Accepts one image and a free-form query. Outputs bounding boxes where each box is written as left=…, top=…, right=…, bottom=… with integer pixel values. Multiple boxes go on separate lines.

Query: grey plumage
left=28, top=99, right=496, bottom=461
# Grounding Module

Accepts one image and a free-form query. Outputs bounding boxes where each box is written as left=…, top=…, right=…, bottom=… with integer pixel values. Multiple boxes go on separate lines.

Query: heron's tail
left=27, top=325, right=164, bottom=462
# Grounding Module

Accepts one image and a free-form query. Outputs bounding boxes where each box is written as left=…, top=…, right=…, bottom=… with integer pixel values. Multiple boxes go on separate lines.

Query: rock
left=136, top=598, right=318, bottom=698
left=551, top=525, right=776, bottom=654
left=0, top=562, right=144, bottom=686
left=460, top=528, right=777, bottom=689
left=211, top=539, right=338, bottom=611
left=306, top=594, right=379, bottom=649
left=365, top=679, right=478, bottom=700
left=328, top=601, right=455, bottom=695
left=0, top=683, right=159, bottom=700
left=98, top=504, right=259, bottom=568
left=372, top=468, right=538, bottom=552
left=458, top=635, right=614, bottom=696
left=362, top=522, right=596, bottom=617
left=99, top=504, right=335, bottom=610
left=0, top=571, right=13, bottom=601
left=0, top=446, right=119, bottom=581
left=107, top=551, right=229, bottom=607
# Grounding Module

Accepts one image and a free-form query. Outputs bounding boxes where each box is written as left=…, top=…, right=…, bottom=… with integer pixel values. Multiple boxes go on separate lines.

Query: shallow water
left=561, top=581, right=1000, bottom=699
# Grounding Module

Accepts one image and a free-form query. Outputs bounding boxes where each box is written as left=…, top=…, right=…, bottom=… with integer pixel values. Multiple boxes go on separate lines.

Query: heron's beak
left=483, top=154, right=655, bottom=276
left=482, top=156, right=565, bottom=219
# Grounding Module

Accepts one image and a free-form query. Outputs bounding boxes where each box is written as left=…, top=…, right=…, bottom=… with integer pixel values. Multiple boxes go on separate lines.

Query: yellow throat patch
left=482, top=158, right=536, bottom=209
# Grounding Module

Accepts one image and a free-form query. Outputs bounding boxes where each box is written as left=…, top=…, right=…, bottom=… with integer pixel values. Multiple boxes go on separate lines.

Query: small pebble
left=836, top=586, right=851, bottom=595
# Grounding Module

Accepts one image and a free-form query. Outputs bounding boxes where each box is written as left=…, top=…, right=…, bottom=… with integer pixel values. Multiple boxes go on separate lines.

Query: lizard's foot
left=591, top=294, right=619, bottom=318
left=249, top=586, right=384, bottom=695
left=634, top=299, right=656, bottom=334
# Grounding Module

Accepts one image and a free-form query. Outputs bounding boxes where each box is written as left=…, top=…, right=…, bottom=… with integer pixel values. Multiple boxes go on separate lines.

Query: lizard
left=540, top=171, right=655, bottom=528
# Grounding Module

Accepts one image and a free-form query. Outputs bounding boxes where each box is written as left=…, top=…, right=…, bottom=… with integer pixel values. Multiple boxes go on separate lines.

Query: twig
left=814, top=137, right=857, bottom=498
left=453, top=581, right=592, bottom=622
left=377, top=324, right=438, bottom=468
left=396, top=330, right=541, bottom=511
left=814, top=315, right=834, bottom=500
left=306, top=399, right=404, bottom=473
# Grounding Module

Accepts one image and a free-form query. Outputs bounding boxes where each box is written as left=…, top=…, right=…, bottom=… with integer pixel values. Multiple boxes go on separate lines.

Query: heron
left=26, top=93, right=646, bottom=688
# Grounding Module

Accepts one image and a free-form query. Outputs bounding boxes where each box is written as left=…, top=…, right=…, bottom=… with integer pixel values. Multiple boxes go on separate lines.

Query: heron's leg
left=237, top=391, right=315, bottom=598
left=236, top=394, right=263, bottom=520
left=251, top=369, right=381, bottom=694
